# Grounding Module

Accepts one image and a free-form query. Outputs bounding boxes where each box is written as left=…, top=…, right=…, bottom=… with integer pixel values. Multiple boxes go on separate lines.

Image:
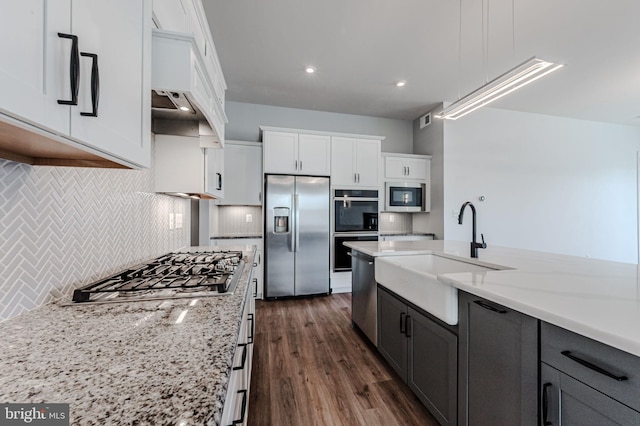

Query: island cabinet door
left=377, top=286, right=408, bottom=381
left=407, top=307, right=457, bottom=426
left=457, top=291, right=539, bottom=426
left=541, top=363, right=640, bottom=426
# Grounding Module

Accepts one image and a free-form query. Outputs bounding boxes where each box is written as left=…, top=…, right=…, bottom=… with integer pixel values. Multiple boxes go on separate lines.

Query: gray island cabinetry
left=457, top=291, right=538, bottom=426
left=540, top=322, right=640, bottom=425
left=378, top=285, right=457, bottom=426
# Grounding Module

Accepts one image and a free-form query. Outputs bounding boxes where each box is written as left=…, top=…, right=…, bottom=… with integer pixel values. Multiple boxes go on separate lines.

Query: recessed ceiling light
left=179, top=106, right=191, bottom=112
left=396, top=80, right=406, bottom=87
left=305, top=66, right=316, bottom=74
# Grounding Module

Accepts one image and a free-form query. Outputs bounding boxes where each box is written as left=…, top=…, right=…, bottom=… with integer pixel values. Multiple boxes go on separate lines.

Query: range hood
left=151, top=29, right=227, bottom=145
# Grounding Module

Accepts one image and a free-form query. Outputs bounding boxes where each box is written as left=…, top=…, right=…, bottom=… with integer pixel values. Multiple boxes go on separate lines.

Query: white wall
left=225, top=101, right=414, bottom=153
left=443, top=108, right=640, bottom=263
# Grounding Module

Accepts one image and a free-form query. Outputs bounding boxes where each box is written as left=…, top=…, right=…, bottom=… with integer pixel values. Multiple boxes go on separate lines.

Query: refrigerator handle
left=294, top=193, right=300, bottom=252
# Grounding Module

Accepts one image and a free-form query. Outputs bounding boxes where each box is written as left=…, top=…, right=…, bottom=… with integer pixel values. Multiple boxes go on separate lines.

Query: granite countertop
left=345, top=239, right=640, bottom=357
left=0, top=246, right=256, bottom=425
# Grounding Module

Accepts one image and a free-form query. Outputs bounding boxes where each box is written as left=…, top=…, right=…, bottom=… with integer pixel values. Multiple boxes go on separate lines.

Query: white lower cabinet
left=221, top=262, right=256, bottom=426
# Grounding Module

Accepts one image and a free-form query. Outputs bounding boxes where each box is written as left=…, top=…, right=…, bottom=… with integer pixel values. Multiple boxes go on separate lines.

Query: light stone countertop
left=0, top=246, right=256, bottom=425
left=344, top=239, right=640, bottom=357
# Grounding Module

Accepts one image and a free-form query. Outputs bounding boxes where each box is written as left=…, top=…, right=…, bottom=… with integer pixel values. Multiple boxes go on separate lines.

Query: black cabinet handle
left=80, top=52, right=99, bottom=117
left=248, top=313, right=255, bottom=344
left=57, top=33, right=79, bottom=106
left=405, top=315, right=412, bottom=337
left=474, top=300, right=507, bottom=314
left=542, top=383, right=552, bottom=425
left=228, top=389, right=248, bottom=425
left=400, top=312, right=406, bottom=334
left=252, top=278, right=258, bottom=298
left=232, top=343, right=248, bottom=371
left=561, top=350, right=628, bottom=381
left=216, top=172, right=222, bottom=190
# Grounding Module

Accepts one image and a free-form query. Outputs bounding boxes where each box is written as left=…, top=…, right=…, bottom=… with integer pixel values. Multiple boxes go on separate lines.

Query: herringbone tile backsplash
left=0, top=153, right=188, bottom=321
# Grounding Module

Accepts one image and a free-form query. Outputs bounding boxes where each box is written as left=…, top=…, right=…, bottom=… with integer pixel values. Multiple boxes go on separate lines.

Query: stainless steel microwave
left=385, top=182, right=426, bottom=212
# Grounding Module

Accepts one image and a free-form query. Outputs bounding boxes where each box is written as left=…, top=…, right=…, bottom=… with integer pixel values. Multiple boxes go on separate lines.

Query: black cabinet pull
left=232, top=343, right=248, bottom=371
left=57, top=33, right=79, bottom=106
left=216, top=172, right=222, bottom=190
left=474, top=300, right=507, bottom=314
left=405, top=315, right=412, bottom=338
left=400, top=312, right=406, bottom=334
left=248, top=313, right=255, bottom=344
left=80, top=52, right=99, bottom=117
left=542, top=383, right=552, bottom=425
left=561, top=350, right=628, bottom=381
left=252, top=278, right=258, bottom=298
left=228, top=389, right=248, bottom=425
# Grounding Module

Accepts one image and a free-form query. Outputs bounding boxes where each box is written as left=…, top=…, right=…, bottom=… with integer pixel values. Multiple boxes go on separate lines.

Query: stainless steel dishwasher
left=350, top=250, right=377, bottom=346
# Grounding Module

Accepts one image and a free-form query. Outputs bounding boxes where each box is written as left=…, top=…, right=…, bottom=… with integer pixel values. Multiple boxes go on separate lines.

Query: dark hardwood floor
left=248, top=293, right=439, bottom=426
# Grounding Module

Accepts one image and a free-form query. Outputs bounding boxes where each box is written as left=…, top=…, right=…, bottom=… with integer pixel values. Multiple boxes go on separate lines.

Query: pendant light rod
left=435, top=56, right=563, bottom=121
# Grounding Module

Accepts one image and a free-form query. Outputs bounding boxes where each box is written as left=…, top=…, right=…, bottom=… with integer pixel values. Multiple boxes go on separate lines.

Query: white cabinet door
left=384, top=156, right=407, bottom=179
left=152, top=0, right=187, bottom=31
left=354, top=139, right=380, bottom=187
left=222, top=142, right=262, bottom=205
left=263, top=131, right=298, bottom=174
left=70, top=0, right=150, bottom=168
left=298, top=134, right=330, bottom=176
left=205, top=148, right=224, bottom=199
left=405, top=158, right=427, bottom=180
left=331, top=137, right=357, bottom=186
left=155, top=135, right=204, bottom=194
left=0, top=1, right=70, bottom=135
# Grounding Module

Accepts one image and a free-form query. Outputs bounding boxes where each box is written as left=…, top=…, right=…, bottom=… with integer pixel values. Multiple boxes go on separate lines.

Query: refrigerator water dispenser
left=273, top=207, right=290, bottom=233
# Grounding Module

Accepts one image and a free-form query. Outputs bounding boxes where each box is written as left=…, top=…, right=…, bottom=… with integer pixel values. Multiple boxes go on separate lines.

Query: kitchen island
left=345, top=239, right=640, bottom=356
left=0, top=246, right=256, bottom=425
left=346, top=239, right=640, bottom=425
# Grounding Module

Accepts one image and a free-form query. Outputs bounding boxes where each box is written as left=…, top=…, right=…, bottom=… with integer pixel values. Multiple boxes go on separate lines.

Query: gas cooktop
left=71, top=250, right=244, bottom=304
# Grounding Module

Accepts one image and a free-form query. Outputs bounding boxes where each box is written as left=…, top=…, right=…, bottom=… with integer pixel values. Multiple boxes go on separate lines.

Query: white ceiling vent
left=419, top=112, right=431, bottom=129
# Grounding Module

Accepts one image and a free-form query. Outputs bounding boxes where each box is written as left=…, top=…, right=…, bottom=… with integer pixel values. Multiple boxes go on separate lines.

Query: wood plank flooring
left=248, top=293, right=439, bottom=426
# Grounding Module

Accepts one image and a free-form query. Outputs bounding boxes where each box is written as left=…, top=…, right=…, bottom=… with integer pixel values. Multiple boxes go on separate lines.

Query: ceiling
left=203, top=0, right=640, bottom=126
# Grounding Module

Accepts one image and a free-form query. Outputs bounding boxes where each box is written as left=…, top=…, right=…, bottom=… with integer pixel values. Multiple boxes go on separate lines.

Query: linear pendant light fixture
left=436, top=56, right=563, bottom=120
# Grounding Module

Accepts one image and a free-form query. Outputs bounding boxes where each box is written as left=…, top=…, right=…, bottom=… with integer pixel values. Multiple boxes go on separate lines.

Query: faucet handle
left=480, top=233, right=487, bottom=248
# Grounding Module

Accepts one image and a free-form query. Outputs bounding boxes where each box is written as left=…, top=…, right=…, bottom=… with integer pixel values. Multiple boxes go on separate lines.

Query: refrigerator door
left=265, top=175, right=295, bottom=297
left=294, top=176, right=330, bottom=295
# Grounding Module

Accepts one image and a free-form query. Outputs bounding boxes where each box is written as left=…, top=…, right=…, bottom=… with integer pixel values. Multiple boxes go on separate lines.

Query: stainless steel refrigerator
left=265, top=175, right=330, bottom=297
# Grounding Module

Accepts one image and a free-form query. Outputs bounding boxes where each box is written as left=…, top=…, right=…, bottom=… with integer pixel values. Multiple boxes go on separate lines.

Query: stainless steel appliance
left=350, top=250, right=377, bottom=345
left=333, top=189, right=378, bottom=272
left=70, top=251, right=245, bottom=304
left=385, top=182, right=426, bottom=212
left=264, top=175, right=330, bottom=298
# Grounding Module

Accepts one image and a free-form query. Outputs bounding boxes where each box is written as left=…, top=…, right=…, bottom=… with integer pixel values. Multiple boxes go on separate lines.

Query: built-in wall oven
left=333, top=189, right=378, bottom=271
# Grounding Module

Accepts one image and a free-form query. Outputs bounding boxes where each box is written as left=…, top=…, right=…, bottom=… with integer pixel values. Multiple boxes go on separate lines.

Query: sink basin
left=375, top=254, right=498, bottom=325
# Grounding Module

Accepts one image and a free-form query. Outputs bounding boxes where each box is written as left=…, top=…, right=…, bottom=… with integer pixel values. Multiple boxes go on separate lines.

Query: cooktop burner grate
left=71, top=250, right=243, bottom=303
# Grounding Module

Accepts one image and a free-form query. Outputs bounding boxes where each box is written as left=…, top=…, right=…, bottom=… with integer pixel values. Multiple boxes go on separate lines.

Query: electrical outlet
left=389, top=214, right=395, bottom=223
left=169, top=213, right=175, bottom=230
left=246, top=214, right=253, bottom=223
left=175, top=213, right=183, bottom=229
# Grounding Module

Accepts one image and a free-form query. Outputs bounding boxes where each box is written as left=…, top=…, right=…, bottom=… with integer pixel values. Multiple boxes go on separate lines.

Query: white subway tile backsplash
left=213, top=206, right=262, bottom=236
left=0, top=149, right=188, bottom=321
left=379, top=212, right=412, bottom=233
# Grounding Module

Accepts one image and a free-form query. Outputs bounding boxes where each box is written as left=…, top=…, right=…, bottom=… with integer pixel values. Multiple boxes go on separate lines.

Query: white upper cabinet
left=0, top=0, right=151, bottom=168
left=219, top=141, right=263, bottom=206
left=155, top=134, right=224, bottom=199
left=298, top=134, right=331, bottom=176
left=263, top=130, right=330, bottom=176
left=331, top=137, right=381, bottom=188
left=0, top=1, right=70, bottom=136
left=384, top=154, right=429, bottom=180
